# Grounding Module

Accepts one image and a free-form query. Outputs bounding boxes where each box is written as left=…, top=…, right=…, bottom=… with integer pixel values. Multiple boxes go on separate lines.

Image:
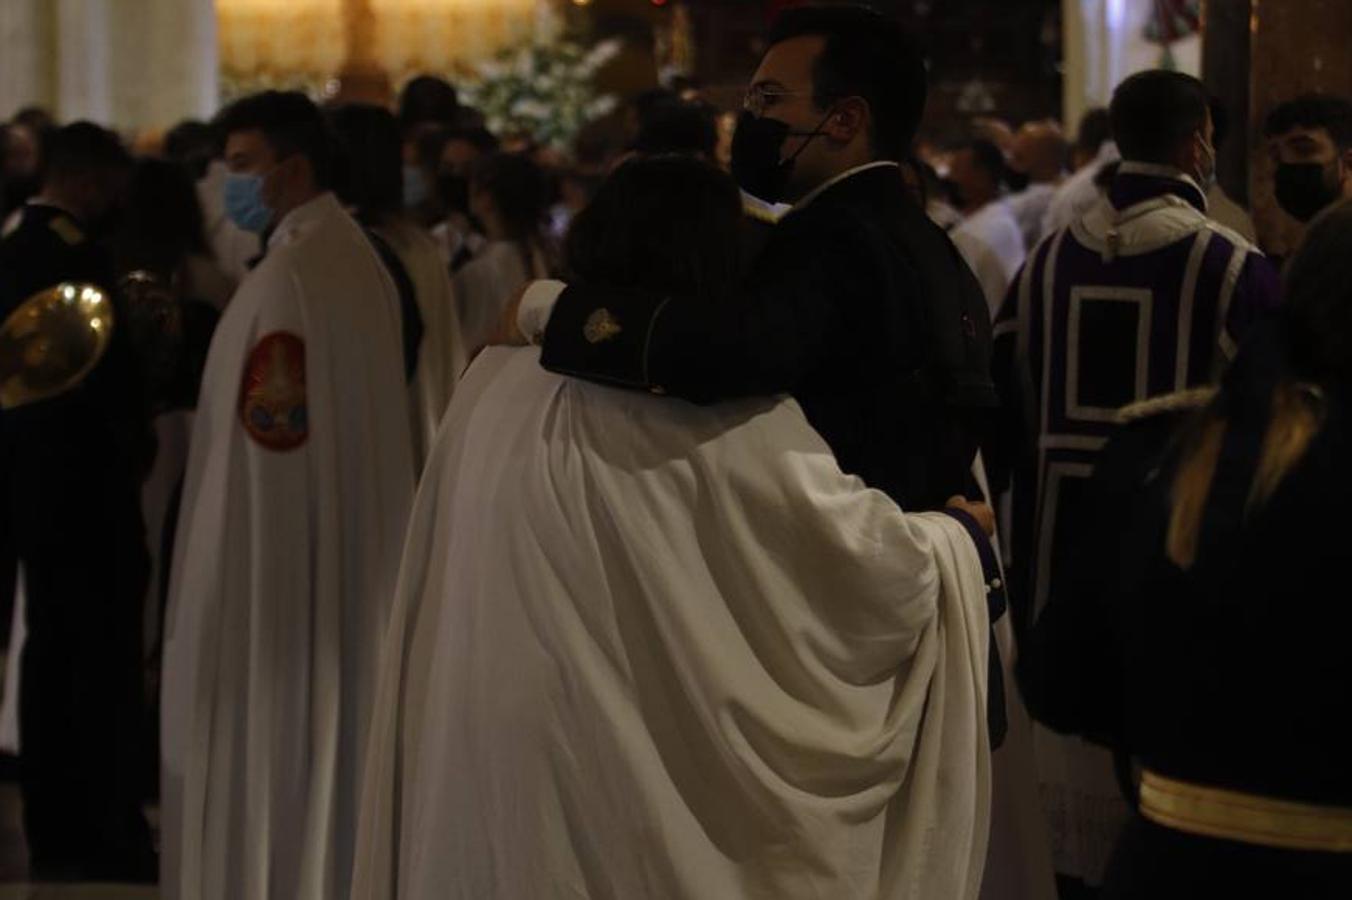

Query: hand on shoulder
left=946, top=495, right=996, bottom=537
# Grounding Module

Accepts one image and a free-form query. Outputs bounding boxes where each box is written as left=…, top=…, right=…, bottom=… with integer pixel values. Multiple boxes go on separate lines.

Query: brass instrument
left=0, top=282, right=113, bottom=409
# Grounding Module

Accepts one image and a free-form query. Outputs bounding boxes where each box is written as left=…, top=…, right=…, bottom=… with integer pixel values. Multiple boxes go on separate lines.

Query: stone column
left=1, top=0, right=218, bottom=130
left=0, top=1, right=53, bottom=120
left=1201, top=0, right=1251, bottom=205
left=1249, top=0, right=1352, bottom=256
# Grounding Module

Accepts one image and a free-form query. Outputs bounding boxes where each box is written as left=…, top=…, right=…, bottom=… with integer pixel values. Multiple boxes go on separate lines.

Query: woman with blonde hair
left=1020, top=201, right=1352, bottom=898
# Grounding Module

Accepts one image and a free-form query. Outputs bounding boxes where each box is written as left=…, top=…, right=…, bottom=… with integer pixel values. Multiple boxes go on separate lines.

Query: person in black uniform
left=1019, top=201, right=1352, bottom=898
left=504, top=3, right=1006, bottom=741
left=0, top=122, right=155, bottom=881
left=517, top=5, right=994, bottom=516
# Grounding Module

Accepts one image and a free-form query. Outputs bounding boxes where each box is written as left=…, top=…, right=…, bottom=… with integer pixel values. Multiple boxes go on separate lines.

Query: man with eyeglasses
left=496, top=5, right=1031, bottom=894
left=509, top=4, right=998, bottom=539
left=510, top=0, right=1008, bottom=717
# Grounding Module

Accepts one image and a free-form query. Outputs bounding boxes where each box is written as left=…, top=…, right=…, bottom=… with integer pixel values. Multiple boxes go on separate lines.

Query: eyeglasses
left=742, top=85, right=813, bottom=118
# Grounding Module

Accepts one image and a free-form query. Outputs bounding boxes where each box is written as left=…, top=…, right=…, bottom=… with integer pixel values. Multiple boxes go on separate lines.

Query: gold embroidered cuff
left=1139, top=770, right=1352, bottom=853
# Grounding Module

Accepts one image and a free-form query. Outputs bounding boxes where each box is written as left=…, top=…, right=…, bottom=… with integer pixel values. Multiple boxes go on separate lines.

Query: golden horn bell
left=0, top=282, right=113, bottom=410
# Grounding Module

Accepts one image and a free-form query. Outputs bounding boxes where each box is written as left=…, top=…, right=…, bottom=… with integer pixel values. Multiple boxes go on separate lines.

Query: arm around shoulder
left=538, top=234, right=861, bottom=403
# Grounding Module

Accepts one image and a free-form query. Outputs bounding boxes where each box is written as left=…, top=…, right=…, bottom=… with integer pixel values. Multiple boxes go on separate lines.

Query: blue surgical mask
left=224, top=170, right=275, bottom=234
left=403, top=164, right=432, bottom=210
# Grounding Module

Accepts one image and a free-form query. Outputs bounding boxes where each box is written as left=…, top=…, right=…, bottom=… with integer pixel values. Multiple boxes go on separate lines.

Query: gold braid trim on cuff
left=1139, top=770, right=1352, bottom=853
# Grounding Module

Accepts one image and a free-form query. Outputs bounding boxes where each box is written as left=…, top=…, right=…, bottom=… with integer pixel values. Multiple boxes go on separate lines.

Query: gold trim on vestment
left=1139, top=770, right=1352, bottom=853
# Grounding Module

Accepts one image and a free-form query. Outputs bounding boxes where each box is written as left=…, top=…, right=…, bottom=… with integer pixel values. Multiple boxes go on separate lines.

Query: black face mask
left=729, top=109, right=832, bottom=205
left=1274, top=161, right=1341, bottom=222
left=439, top=173, right=470, bottom=215
left=1005, top=170, right=1031, bottom=193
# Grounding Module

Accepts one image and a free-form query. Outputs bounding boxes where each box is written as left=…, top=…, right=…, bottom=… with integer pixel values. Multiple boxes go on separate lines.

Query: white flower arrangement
left=462, top=35, right=622, bottom=151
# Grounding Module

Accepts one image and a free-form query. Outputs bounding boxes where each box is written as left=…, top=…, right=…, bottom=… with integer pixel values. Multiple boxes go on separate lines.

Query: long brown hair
left=1166, top=202, right=1352, bottom=568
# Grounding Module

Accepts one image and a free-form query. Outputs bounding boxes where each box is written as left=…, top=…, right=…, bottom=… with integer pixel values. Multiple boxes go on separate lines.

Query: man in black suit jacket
left=516, top=6, right=994, bottom=514
left=509, top=5, right=1006, bottom=742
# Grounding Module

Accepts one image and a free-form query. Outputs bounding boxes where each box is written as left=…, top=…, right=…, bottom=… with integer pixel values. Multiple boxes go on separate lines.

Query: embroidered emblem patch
left=239, top=331, right=308, bottom=451
left=584, top=308, right=622, bottom=344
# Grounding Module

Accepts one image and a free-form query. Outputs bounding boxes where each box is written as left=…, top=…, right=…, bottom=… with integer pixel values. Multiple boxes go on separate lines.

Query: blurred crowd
left=1, top=16, right=1351, bottom=895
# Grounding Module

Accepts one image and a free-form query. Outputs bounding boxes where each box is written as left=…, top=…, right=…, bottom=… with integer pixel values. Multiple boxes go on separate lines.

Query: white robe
left=350, top=347, right=992, bottom=900
left=953, top=201, right=1027, bottom=319
left=1040, top=142, right=1120, bottom=239
left=161, top=193, right=415, bottom=900
left=372, top=219, right=467, bottom=469
left=967, top=458, right=1058, bottom=900
left=1005, top=182, right=1059, bottom=252
left=450, top=240, right=548, bottom=361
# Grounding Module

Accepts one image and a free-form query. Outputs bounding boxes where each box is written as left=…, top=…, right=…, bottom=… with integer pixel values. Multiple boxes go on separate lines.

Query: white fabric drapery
left=352, top=347, right=993, bottom=899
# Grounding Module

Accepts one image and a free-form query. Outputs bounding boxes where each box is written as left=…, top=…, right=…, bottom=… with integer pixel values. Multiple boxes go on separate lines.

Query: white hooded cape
left=373, top=219, right=467, bottom=469
left=450, top=240, right=548, bottom=361
left=952, top=201, right=1027, bottom=320
left=351, top=347, right=991, bottom=899
left=161, top=193, right=415, bottom=900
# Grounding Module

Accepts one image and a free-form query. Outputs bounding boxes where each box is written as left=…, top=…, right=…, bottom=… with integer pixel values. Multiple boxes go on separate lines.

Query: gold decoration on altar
left=371, top=0, right=539, bottom=85
left=217, top=0, right=540, bottom=98
left=218, top=0, right=346, bottom=85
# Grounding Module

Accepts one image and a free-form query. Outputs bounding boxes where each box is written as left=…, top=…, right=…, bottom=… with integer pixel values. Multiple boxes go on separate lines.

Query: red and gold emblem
left=238, top=331, right=308, bottom=451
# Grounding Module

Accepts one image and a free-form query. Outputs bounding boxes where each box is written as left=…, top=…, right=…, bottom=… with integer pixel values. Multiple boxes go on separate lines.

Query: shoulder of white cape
left=377, top=218, right=444, bottom=262
left=1116, top=386, right=1216, bottom=425
left=1071, top=194, right=1263, bottom=260
left=231, top=246, right=311, bottom=452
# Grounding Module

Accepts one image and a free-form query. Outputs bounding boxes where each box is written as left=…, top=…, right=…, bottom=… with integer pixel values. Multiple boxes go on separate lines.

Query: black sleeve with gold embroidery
left=540, top=229, right=862, bottom=405
left=539, top=283, right=672, bottom=394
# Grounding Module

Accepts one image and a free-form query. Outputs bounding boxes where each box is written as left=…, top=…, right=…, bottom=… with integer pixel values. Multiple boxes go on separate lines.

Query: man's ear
left=1184, top=130, right=1205, bottom=172
left=824, top=97, right=869, bottom=144
left=1339, top=146, right=1352, bottom=185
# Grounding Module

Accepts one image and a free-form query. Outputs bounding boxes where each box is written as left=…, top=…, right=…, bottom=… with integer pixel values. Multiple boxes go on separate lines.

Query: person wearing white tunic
left=329, top=104, right=467, bottom=468
left=950, top=141, right=1027, bottom=319
left=1041, top=139, right=1119, bottom=239
left=351, top=155, right=993, bottom=900
left=451, top=153, right=551, bottom=360
left=377, top=219, right=463, bottom=460
left=160, top=92, right=415, bottom=900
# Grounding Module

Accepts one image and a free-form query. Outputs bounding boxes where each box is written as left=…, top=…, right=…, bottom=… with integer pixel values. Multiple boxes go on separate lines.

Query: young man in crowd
left=160, top=91, right=415, bottom=900
left=993, top=70, right=1281, bottom=897
left=1264, top=93, right=1352, bottom=224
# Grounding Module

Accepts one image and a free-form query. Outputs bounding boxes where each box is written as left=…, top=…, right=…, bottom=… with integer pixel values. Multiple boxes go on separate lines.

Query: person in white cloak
left=1041, top=138, right=1120, bottom=239
left=160, top=91, right=415, bottom=900
left=950, top=140, right=1027, bottom=319
left=329, top=103, right=467, bottom=468
left=451, top=152, right=551, bottom=360
left=351, top=156, right=993, bottom=900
